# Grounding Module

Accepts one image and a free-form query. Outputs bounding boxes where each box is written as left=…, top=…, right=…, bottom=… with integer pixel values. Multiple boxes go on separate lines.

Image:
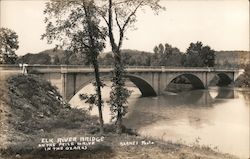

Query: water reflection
left=241, top=91, right=250, bottom=105
left=123, top=90, right=216, bottom=130
left=210, top=87, right=237, bottom=99
left=69, top=85, right=249, bottom=158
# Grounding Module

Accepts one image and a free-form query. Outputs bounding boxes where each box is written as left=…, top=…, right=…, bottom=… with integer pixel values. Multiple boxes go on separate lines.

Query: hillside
left=16, top=49, right=63, bottom=64
left=215, top=51, right=250, bottom=67
left=17, top=49, right=154, bottom=66
left=17, top=52, right=52, bottom=64
left=17, top=49, right=89, bottom=65
left=0, top=74, right=97, bottom=148
left=0, top=74, right=238, bottom=159
left=39, top=49, right=66, bottom=58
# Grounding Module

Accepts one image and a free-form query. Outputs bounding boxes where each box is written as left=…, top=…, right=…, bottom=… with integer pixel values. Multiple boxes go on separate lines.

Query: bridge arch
left=166, top=73, right=205, bottom=91
left=217, top=73, right=233, bottom=86
left=69, top=74, right=157, bottom=101
left=126, top=74, right=157, bottom=97
left=210, top=73, right=233, bottom=86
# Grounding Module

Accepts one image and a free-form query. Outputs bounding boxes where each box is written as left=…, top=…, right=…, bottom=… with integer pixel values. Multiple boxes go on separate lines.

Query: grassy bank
left=0, top=74, right=239, bottom=159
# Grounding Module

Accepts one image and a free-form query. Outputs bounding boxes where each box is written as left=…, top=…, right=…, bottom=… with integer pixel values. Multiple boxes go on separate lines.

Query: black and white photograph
left=0, top=0, right=249, bottom=158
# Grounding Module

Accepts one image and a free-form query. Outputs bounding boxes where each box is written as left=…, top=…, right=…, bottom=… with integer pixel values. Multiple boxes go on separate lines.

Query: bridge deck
left=0, top=65, right=242, bottom=73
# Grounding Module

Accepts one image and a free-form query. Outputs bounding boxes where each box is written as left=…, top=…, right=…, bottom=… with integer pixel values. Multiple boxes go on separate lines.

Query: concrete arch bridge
left=21, top=65, right=244, bottom=101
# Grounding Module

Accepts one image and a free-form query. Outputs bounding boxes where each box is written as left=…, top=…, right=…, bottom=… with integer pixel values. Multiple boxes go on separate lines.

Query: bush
left=235, top=64, right=250, bottom=87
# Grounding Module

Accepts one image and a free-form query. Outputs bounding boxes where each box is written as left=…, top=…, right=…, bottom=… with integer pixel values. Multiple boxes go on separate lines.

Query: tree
left=98, top=53, right=114, bottom=66
left=184, top=42, right=203, bottom=67
left=200, top=46, right=215, bottom=67
left=53, top=55, right=60, bottom=64
left=99, top=50, right=152, bottom=66
left=42, top=0, right=106, bottom=133
left=0, top=28, right=19, bottom=64
left=152, top=43, right=182, bottom=66
left=99, top=0, right=164, bottom=133
left=184, top=41, right=215, bottom=67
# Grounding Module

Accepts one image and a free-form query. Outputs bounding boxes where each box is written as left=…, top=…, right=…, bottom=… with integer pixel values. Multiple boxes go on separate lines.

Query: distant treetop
left=0, top=27, right=19, bottom=64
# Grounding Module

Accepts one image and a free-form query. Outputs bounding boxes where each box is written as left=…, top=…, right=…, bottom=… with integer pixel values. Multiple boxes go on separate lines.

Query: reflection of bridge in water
left=123, top=88, right=240, bottom=129
left=0, top=65, right=244, bottom=101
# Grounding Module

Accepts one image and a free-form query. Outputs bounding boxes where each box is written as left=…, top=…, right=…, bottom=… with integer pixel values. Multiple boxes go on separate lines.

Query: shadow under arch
left=210, top=73, right=233, bottom=87
left=126, top=74, right=157, bottom=97
left=69, top=74, right=157, bottom=101
left=217, top=73, right=233, bottom=86
left=167, top=73, right=205, bottom=90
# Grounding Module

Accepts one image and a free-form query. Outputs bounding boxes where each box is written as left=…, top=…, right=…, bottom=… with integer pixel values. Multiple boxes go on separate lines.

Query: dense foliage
left=0, top=28, right=19, bottom=64
left=183, top=41, right=215, bottom=67
left=235, top=64, right=250, bottom=87
left=98, top=50, right=152, bottom=66
left=151, top=43, right=183, bottom=66
left=100, top=42, right=216, bottom=68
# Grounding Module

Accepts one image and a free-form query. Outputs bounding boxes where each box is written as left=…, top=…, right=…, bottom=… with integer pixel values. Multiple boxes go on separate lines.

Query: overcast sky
left=0, top=0, right=249, bottom=56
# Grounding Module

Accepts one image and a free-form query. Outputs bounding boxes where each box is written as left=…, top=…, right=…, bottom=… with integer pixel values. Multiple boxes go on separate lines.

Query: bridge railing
left=0, top=64, right=242, bottom=72
left=0, top=64, right=20, bottom=70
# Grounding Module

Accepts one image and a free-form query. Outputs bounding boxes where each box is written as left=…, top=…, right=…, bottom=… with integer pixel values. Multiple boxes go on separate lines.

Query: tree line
left=150, top=41, right=215, bottom=67
left=14, top=41, right=216, bottom=67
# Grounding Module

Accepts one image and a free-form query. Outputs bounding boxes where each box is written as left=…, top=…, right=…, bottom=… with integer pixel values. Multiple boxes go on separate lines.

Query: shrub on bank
left=235, top=64, right=250, bottom=88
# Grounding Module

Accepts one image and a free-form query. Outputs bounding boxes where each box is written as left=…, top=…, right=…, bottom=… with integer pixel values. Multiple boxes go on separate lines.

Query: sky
left=0, top=0, right=249, bottom=56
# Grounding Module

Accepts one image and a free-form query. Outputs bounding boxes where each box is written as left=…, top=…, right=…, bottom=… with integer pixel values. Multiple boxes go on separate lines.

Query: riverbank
left=0, top=133, right=239, bottom=159
left=0, top=74, right=239, bottom=159
left=0, top=127, right=239, bottom=159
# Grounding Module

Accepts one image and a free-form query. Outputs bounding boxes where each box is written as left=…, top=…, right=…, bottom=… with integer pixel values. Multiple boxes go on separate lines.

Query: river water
left=69, top=84, right=250, bottom=158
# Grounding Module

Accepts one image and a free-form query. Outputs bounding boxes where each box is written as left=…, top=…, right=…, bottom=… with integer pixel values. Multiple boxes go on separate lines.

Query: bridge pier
left=61, top=73, right=77, bottom=101
left=159, top=72, right=167, bottom=95
left=152, top=72, right=161, bottom=96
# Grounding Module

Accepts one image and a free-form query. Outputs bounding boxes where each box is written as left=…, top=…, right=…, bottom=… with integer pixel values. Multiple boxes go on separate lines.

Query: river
left=69, top=84, right=250, bottom=159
